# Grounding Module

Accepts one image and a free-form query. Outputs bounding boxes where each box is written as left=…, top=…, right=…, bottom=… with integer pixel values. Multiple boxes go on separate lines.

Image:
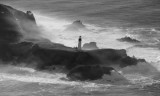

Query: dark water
left=1, top=0, right=160, bottom=96
left=2, top=0, right=160, bottom=27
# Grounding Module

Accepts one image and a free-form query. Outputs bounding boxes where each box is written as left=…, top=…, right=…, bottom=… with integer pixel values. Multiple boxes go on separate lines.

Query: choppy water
left=1, top=0, right=160, bottom=96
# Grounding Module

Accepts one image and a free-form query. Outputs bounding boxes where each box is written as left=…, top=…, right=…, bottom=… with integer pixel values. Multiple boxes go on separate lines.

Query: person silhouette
left=78, top=36, right=82, bottom=50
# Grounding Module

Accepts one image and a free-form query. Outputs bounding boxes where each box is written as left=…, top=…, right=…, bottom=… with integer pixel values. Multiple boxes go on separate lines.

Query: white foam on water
left=0, top=72, right=80, bottom=85
left=15, top=67, right=36, bottom=73
left=35, top=14, right=70, bottom=31
left=35, top=14, right=133, bottom=49
left=123, top=73, right=160, bottom=86
left=127, top=46, right=160, bottom=72
left=0, top=66, right=113, bottom=90
left=0, top=66, right=78, bottom=86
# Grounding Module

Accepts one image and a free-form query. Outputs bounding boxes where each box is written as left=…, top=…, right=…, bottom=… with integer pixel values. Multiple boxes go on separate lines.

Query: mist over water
left=1, top=0, right=160, bottom=96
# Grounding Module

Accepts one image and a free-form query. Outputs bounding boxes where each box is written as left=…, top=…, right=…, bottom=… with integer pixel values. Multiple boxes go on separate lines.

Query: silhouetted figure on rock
left=78, top=36, right=82, bottom=50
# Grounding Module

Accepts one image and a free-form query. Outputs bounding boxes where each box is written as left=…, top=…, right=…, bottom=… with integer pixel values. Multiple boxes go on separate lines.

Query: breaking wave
left=0, top=61, right=160, bottom=88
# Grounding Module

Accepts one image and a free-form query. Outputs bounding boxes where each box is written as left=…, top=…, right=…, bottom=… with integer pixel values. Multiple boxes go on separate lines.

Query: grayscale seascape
left=1, top=0, right=160, bottom=96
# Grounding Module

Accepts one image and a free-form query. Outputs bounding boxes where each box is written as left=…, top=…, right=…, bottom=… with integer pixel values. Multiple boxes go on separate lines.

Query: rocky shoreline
left=0, top=4, right=146, bottom=81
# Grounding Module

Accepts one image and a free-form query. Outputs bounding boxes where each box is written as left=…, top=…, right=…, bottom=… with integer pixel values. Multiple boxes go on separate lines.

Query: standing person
left=78, top=36, right=82, bottom=50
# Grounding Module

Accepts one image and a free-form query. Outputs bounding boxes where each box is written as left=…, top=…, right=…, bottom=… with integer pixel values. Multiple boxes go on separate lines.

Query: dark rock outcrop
left=0, top=4, right=21, bottom=43
left=117, top=36, right=140, bottom=43
left=67, top=65, right=114, bottom=80
left=65, top=20, right=86, bottom=31
left=0, top=4, right=37, bottom=44
left=82, top=42, right=99, bottom=50
left=32, top=47, right=144, bottom=70
left=0, top=4, right=147, bottom=81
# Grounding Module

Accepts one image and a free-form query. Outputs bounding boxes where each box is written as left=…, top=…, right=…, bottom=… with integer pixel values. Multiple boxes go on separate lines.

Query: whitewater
left=1, top=0, right=160, bottom=96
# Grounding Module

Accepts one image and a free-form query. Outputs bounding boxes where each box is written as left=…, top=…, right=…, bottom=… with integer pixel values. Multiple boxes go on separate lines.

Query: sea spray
left=35, top=14, right=132, bottom=49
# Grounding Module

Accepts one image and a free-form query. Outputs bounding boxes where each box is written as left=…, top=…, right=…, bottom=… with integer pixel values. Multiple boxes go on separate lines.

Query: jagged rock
left=117, top=36, right=140, bottom=43
left=65, top=20, right=86, bottom=31
left=26, top=11, right=36, bottom=23
left=82, top=42, right=99, bottom=50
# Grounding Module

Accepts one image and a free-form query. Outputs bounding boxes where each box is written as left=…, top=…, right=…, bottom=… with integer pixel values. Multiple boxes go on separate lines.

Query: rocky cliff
left=0, top=4, right=37, bottom=43
left=0, top=4, right=146, bottom=81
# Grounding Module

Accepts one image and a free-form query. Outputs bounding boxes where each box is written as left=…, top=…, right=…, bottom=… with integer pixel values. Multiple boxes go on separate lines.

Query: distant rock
left=117, top=36, right=140, bottom=43
left=65, top=20, right=86, bottom=31
left=82, top=42, right=99, bottom=50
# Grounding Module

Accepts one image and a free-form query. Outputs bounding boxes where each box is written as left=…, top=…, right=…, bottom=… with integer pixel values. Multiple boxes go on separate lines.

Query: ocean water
left=1, top=0, right=160, bottom=96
